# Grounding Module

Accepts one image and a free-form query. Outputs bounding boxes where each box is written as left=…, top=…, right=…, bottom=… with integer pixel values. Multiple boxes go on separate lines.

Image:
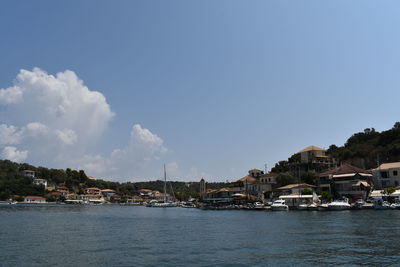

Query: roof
left=332, top=173, right=372, bottom=178
left=277, top=183, right=316, bottom=190
left=279, top=194, right=313, bottom=199
left=85, top=187, right=101, bottom=191
left=101, top=189, right=116, bottom=192
left=259, top=173, right=278, bottom=178
left=376, top=162, right=400, bottom=170
left=238, top=176, right=257, bottom=183
left=319, top=164, right=371, bottom=176
left=297, top=145, right=326, bottom=153
left=139, top=189, right=152, bottom=192
left=25, top=196, right=45, bottom=199
left=33, top=178, right=46, bottom=181
left=22, top=170, right=35, bottom=173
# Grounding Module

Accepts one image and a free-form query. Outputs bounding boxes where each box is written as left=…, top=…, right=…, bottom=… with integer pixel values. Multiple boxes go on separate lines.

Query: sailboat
left=147, top=165, right=178, bottom=207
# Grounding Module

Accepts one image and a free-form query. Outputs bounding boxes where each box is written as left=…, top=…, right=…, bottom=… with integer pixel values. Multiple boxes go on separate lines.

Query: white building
left=24, top=196, right=46, bottom=203
left=33, top=178, right=47, bottom=188
left=22, top=170, right=35, bottom=178
left=372, top=162, right=400, bottom=189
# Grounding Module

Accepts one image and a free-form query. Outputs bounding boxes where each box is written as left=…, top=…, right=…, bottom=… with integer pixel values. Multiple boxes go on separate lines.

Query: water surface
left=1, top=205, right=399, bottom=266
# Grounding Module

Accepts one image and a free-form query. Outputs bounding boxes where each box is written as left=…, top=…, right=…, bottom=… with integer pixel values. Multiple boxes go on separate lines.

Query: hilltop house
left=297, top=146, right=333, bottom=164
left=33, top=178, right=48, bottom=188
left=372, top=162, right=400, bottom=189
left=22, top=170, right=35, bottom=178
left=317, top=164, right=372, bottom=200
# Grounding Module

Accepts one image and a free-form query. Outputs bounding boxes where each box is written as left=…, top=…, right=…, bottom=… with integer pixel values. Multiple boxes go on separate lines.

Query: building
left=33, top=178, right=47, bottom=188
left=297, top=146, right=332, bottom=164
left=22, top=170, right=35, bottom=178
left=85, top=187, right=101, bottom=195
left=372, top=162, right=400, bottom=189
left=275, top=183, right=317, bottom=208
left=101, top=189, right=116, bottom=200
left=24, top=196, right=46, bottom=203
left=237, top=170, right=277, bottom=199
left=317, top=164, right=372, bottom=200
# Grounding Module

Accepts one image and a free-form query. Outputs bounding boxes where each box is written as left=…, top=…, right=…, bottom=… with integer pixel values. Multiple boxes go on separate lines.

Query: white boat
left=298, top=204, right=308, bottom=210
left=307, top=202, right=319, bottom=211
left=327, top=199, right=351, bottom=210
left=271, top=199, right=289, bottom=211
left=317, top=203, right=329, bottom=211
left=373, top=200, right=391, bottom=210
left=147, top=165, right=177, bottom=208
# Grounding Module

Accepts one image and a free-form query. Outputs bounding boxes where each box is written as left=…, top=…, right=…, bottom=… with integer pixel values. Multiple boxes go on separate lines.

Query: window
left=394, top=170, right=398, bottom=176
left=395, top=181, right=399, bottom=186
left=381, top=171, right=388, bottom=178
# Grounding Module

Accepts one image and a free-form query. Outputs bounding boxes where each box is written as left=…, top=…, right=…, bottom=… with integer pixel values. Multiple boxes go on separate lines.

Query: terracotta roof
left=25, top=196, right=45, bottom=199
left=319, top=164, right=371, bottom=176
left=277, top=183, right=316, bottom=190
left=139, top=189, right=152, bottom=192
left=376, top=162, right=400, bottom=170
left=101, top=189, right=116, bottom=192
left=85, top=187, right=101, bottom=191
left=23, top=170, right=35, bottom=173
left=297, top=145, right=326, bottom=153
left=33, top=178, right=46, bottom=181
left=238, top=176, right=257, bottom=183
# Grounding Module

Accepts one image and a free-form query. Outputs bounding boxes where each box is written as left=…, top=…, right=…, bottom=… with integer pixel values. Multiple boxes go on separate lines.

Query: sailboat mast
left=164, top=164, right=167, bottom=203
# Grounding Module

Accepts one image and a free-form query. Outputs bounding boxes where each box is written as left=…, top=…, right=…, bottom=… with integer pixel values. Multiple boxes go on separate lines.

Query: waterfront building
left=56, top=186, right=69, bottom=196
left=372, top=162, right=400, bottom=189
left=24, top=196, right=46, bottom=203
left=33, top=178, right=48, bottom=188
left=85, top=187, right=101, bottom=195
left=80, top=194, right=105, bottom=204
left=317, top=164, right=372, bottom=200
left=237, top=170, right=277, bottom=199
left=275, top=183, right=316, bottom=208
left=101, top=189, right=116, bottom=200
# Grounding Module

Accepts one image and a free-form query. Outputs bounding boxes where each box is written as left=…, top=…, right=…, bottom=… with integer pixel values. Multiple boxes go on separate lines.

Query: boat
left=373, top=200, right=391, bottom=210
left=271, top=199, right=289, bottom=211
left=147, top=165, right=178, bottom=208
left=298, top=204, right=308, bottom=210
left=327, top=199, right=351, bottom=210
left=307, top=202, right=319, bottom=211
left=317, top=203, right=329, bottom=211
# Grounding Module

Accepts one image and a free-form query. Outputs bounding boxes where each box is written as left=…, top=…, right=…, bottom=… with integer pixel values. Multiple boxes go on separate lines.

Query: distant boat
left=271, top=199, right=289, bottom=211
left=147, top=165, right=177, bottom=208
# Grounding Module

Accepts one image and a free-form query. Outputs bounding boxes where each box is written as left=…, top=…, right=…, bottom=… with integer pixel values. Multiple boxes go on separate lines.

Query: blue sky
left=1, top=1, right=400, bottom=182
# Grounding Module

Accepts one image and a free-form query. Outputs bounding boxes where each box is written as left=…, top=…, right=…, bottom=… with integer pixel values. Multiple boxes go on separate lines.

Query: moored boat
left=327, top=199, right=350, bottom=210
left=271, top=199, right=289, bottom=211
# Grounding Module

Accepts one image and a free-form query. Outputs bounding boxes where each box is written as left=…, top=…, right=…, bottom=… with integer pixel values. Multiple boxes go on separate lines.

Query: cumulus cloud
left=77, top=124, right=168, bottom=179
left=2, top=146, right=28, bottom=163
left=0, top=68, right=114, bottom=166
left=0, top=68, right=171, bottom=180
left=0, top=124, right=24, bottom=145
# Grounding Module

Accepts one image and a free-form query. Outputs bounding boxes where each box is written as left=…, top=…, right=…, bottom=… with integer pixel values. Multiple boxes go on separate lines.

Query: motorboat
left=271, top=199, right=289, bottom=211
left=307, top=202, right=319, bottom=211
left=254, top=202, right=265, bottom=210
left=374, top=200, right=391, bottom=210
left=327, top=199, right=350, bottom=210
left=298, top=204, right=308, bottom=210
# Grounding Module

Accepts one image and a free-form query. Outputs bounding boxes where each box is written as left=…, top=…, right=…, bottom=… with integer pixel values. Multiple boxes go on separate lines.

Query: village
left=9, top=145, right=400, bottom=211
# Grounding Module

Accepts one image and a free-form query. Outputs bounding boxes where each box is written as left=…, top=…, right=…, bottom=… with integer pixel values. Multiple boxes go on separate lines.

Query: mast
left=164, top=164, right=167, bottom=203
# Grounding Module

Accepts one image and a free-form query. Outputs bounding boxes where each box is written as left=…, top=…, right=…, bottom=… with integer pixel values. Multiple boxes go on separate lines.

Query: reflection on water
left=1, top=205, right=400, bottom=266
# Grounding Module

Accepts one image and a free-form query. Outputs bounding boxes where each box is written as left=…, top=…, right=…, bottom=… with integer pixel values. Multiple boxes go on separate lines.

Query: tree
left=275, top=173, right=296, bottom=187
left=300, top=171, right=317, bottom=185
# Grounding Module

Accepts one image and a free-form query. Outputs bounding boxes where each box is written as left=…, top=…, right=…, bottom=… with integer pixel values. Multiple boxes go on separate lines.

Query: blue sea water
left=0, top=205, right=400, bottom=266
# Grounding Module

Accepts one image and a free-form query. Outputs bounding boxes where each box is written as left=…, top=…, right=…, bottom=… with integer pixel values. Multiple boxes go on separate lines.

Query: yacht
left=147, top=165, right=178, bottom=208
left=327, top=199, right=351, bottom=210
left=271, top=199, right=289, bottom=211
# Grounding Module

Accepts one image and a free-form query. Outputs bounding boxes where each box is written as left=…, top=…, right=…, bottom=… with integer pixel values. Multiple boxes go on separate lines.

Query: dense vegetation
left=0, top=160, right=226, bottom=201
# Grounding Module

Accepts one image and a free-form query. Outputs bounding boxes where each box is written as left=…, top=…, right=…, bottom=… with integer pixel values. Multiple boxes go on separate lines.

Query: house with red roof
left=24, top=196, right=46, bottom=204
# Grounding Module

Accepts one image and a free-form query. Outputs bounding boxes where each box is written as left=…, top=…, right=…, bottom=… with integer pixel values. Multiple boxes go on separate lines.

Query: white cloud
left=55, top=129, right=78, bottom=145
left=0, top=68, right=173, bottom=181
left=0, top=86, right=23, bottom=104
left=2, top=146, right=28, bottom=163
left=76, top=124, right=168, bottom=179
left=0, top=124, right=24, bottom=145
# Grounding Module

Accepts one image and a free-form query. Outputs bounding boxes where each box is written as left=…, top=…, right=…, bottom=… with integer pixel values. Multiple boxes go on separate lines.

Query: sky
left=1, top=1, right=400, bottom=182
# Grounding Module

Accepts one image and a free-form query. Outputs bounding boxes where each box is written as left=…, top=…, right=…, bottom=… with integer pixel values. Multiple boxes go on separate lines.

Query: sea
left=0, top=205, right=400, bottom=267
